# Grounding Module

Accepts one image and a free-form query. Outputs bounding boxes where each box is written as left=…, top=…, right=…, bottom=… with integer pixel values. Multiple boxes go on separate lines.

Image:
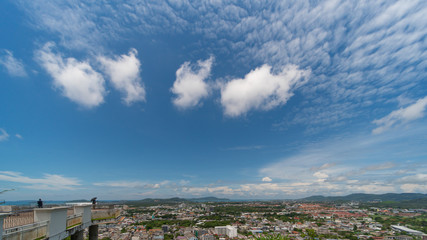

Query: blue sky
left=1, top=0, right=427, bottom=200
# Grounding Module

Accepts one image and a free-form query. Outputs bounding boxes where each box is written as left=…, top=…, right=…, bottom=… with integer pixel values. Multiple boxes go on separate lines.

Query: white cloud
left=17, top=1, right=427, bottom=126
left=98, top=49, right=145, bottom=105
left=182, top=185, right=239, bottom=196
left=257, top=125, right=427, bottom=197
left=373, top=96, right=427, bottom=134
left=220, top=64, right=310, bottom=117
left=36, top=42, right=106, bottom=108
left=310, top=163, right=336, bottom=172
left=313, top=171, right=328, bottom=180
left=0, top=128, right=9, bottom=142
left=171, top=57, right=213, bottom=109
left=93, top=180, right=168, bottom=189
left=396, top=174, right=427, bottom=184
left=400, top=183, right=427, bottom=192
left=135, top=191, right=157, bottom=197
left=262, top=177, right=272, bottom=182
left=346, top=183, right=396, bottom=194
left=0, top=171, right=80, bottom=190
left=179, top=180, right=190, bottom=185
left=16, top=1, right=112, bottom=51
left=15, top=134, right=23, bottom=139
left=225, top=145, right=264, bottom=151
left=0, top=50, right=27, bottom=77
left=363, top=162, right=395, bottom=171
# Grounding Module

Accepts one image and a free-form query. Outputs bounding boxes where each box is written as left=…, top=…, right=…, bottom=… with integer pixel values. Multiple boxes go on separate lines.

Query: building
left=391, top=225, right=425, bottom=236
left=215, top=226, right=237, bottom=238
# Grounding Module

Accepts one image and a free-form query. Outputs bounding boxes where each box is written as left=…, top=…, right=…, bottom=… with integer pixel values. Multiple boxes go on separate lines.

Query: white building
left=215, top=226, right=237, bottom=238
left=391, top=225, right=425, bottom=236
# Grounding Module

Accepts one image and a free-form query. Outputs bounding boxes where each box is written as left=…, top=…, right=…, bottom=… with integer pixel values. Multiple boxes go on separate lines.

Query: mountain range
left=299, top=193, right=427, bottom=202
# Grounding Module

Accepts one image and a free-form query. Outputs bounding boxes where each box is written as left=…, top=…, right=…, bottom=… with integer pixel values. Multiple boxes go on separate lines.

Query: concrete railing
left=1, top=204, right=95, bottom=240
left=3, top=220, right=48, bottom=240
left=3, top=210, right=34, bottom=229
left=91, top=208, right=120, bottom=221
left=1, top=204, right=120, bottom=240
left=66, top=213, right=83, bottom=228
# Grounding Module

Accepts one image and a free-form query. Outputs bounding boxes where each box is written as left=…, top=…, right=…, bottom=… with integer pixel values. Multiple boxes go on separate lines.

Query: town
left=94, top=200, right=427, bottom=240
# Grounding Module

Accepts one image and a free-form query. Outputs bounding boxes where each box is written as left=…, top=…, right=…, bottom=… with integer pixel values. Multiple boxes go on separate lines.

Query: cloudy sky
left=1, top=0, right=427, bottom=200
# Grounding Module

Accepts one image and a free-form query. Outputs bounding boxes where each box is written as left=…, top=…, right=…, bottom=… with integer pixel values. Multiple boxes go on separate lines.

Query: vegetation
left=214, top=205, right=282, bottom=215
left=125, top=208, right=155, bottom=216
left=134, top=220, right=195, bottom=229
left=255, top=234, right=290, bottom=240
left=164, top=233, right=174, bottom=240
left=198, top=214, right=230, bottom=221
left=199, top=220, right=232, bottom=228
left=301, top=193, right=427, bottom=202
left=160, top=213, right=177, bottom=219
left=265, top=212, right=313, bottom=223
left=125, top=197, right=230, bottom=207
left=364, top=198, right=427, bottom=209
left=373, top=214, right=427, bottom=233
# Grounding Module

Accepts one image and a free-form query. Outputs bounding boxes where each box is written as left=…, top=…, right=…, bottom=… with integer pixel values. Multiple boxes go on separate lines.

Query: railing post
left=34, top=206, right=69, bottom=240
left=0, top=213, right=10, bottom=239
left=73, top=204, right=92, bottom=229
left=71, top=229, right=84, bottom=240
left=89, top=224, right=98, bottom=240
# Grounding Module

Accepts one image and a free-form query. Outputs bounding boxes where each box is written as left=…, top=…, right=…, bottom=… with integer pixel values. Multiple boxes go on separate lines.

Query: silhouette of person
left=91, top=197, right=97, bottom=209
left=37, top=198, right=43, bottom=208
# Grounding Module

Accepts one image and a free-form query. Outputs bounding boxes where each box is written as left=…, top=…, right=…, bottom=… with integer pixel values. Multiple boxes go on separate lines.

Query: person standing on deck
left=37, top=198, right=43, bottom=208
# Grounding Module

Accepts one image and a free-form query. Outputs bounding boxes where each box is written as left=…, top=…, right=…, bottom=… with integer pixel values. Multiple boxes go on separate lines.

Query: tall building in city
left=215, top=225, right=237, bottom=238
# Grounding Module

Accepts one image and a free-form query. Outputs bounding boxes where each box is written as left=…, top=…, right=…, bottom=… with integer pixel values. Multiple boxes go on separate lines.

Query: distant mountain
left=300, top=193, right=427, bottom=202
left=188, top=197, right=230, bottom=202
left=67, top=199, right=89, bottom=202
left=131, top=197, right=189, bottom=204
left=125, top=196, right=230, bottom=206
left=375, top=197, right=427, bottom=208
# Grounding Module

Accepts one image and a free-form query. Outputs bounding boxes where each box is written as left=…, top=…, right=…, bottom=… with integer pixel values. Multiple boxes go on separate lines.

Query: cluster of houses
left=94, top=202, right=427, bottom=240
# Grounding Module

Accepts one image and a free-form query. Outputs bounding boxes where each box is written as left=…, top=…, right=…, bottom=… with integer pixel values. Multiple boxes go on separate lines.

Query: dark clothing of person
left=91, top=197, right=97, bottom=209
left=37, top=199, right=43, bottom=208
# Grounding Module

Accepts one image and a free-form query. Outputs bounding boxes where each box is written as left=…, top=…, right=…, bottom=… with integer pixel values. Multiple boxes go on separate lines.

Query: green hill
left=300, top=193, right=427, bottom=203
left=125, top=196, right=230, bottom=206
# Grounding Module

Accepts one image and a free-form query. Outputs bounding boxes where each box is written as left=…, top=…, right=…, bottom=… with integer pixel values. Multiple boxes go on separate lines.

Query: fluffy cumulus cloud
left=171, top=57, right=213, bottom=109
left=221, top=64, right=310, bottom=117
left=36, top=42, right=106, bottom=108
left=16, top=0, right=427, bottom=124
left=0, top=50, right=27, bottom=77
left=262, top=177, right=272, bottom=182
left=0, top=171, right=80, bottom=190
left=373, top=96, right=427, bottom=134
left=0, top=128, right=9, bottom=142
left=98, top=49, right=145, bottom=105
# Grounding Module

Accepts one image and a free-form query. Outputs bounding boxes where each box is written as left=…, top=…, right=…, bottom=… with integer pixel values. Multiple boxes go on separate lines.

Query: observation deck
left=0, top=203, right=120, bottom=240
